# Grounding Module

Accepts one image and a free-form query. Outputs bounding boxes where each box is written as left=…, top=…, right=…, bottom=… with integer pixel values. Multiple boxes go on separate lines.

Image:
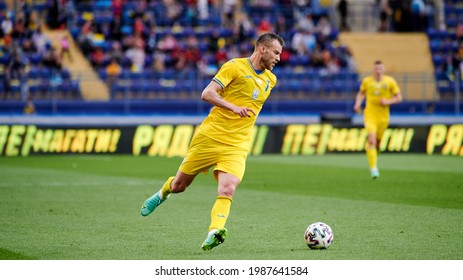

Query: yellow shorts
left=364, top=117, right=389, bottom=140
left=179, top=132, right=248, bottom=181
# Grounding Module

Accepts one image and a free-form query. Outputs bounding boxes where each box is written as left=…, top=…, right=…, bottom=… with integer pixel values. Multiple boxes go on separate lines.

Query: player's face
left=262, top=40, right=283, bottom=70
left=373, top=63, right=385, bottom=77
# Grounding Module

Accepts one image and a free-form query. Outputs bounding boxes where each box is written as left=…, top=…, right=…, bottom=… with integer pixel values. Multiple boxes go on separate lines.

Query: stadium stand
left=64, top=0, right=358, bottom=101
left=0, top=0, right=461, bottom=117
left=0, top=0, right=82, bottom=100
left=429, top=0, right=463, bottom=100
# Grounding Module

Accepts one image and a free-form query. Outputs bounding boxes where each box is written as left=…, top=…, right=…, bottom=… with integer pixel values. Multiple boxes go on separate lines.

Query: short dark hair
left=256, top=33, right=285, bottom=48
left=374, top=60, right=383, bottom=65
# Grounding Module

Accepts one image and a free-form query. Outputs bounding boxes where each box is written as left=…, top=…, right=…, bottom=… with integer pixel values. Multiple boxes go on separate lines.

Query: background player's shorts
left=179, top=132, right=247, bottom=181
left=364, top=117, right=389, bottom=140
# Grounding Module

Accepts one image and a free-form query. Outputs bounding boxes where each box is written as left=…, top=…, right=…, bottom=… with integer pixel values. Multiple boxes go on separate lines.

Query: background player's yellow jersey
left=360, top=75, right=400, bottom=120
left=199, top=57, right=277, bottom=151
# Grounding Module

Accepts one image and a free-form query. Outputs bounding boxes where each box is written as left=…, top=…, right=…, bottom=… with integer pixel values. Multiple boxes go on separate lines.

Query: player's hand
left=380, top=98, right=389, bottom=106
left=353, top=104, right=361, bottom=113
left=234, top=107, right=256, bottom=118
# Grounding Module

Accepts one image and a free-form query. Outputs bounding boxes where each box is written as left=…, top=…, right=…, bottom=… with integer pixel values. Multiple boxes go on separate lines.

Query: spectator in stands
left=32, top=25, right=48, bottom=56
left=233, top=12, right=254, bottom=44
left=109, top=15, right=123, bottom=41
left=337, top=0, right=350, bottom=31
left=157, top=32, right=179, bottom=53
left=6, top=50, right=30, bottom=100
left=64, top=0, right=77, bottom=29
left=226, top=45, right=240, bottom=61
left=183, top=0, right=198, bottom=26
left=295, top=12, right=315, bottom=33
left=250, top=0, right=273, bottom=7
left=19, top=0, right=32, bottom=30
left=315, top=15, right=332, bottom=38
left=47, top=0, right=66, bottom=29
left=1, top=11, right=13, bottom=37
left=377, top=0, right=391, bottom=32
left=171, top=45, right=186, bottom=70
left=291, top=28, right=316, bottom=56
left=109, top=41, right=124, bottom=63
left=256, top=16, right=274, bottom=36
left=207, top=28, right=222, bottom=53
left=443, top=53, right=456, bottom=82
left=60, top=34, right=73, bottom=63
left=91, top=46, right=106, bottom=67
left=125, top=41, right=145, bottom=72
left=145, top=25, right=158, bottom=55
left=77, top=20, right=94, bottom=56
left=112, top=0, right=125, bottom=18
left=197, top=0, right=209, bottom=21
left=23, top=95, right=36, bottom=114
left=451, top=43, right=463, bottom=76
left=132, top=0, right=148, bottom=20
left=320, top=49, right=340, bottom=75
left=184, top=35, right=201, bottom=69
left=222, top=0, right=238, bottom=28
left=410, top=0, right=426, bottom=32
left=152, top=48, right=167, bottom=72
left=163, top=0, right=184, bottom=26
left=293, top=0, right=310, bottom=21
left=310, top=0, right=323, bottom=16
left=215, top=46, right=228, bottom=66
left=42, top=43, right=62, bottom=70
left=12, top=16, right=27, bottom=39
left=106, top=58, right=122, bottom=87
left=22, top=38, right=36, bottom=54
left=133, top=17, right=145, bottom=39
left=275, top=14, right=287, bottom=36
left=455, top=22, right=463, bottom=44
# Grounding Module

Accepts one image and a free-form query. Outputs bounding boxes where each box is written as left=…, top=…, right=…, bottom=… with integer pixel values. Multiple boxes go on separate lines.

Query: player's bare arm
left=201, top=81, right=256, bottom=118
left=380, top=91, right=403, bottom=106
left=353, top=90, right=366, bottom=112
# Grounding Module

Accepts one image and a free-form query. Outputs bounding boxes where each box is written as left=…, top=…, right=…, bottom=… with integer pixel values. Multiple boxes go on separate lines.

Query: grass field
left=0, top=154, right=462, bottom=260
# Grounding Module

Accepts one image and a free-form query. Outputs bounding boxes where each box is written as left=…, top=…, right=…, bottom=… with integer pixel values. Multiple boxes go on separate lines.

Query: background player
left=353, top=60, right=403, bottom=179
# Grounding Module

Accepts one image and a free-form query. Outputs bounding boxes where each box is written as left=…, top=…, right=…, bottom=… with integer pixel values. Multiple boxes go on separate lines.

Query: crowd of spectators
left=1, top=0, right=68, bottom=100
left=52, top=0, right=357, bottom=79
left=2, top=0, right=445, bottom=101
left=376, top=0, right=435, bottom=32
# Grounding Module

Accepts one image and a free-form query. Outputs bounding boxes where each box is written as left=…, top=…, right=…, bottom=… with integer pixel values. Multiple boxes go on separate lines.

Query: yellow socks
left=208, top=196, right=232, bottom=232
left=366, top=146, right=378, bottom=170
left=160, top=176, right=174, bottom=199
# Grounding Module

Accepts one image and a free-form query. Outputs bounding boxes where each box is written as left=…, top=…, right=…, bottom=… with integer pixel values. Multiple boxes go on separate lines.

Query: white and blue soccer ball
left=304, top=222, right=334, bottom=249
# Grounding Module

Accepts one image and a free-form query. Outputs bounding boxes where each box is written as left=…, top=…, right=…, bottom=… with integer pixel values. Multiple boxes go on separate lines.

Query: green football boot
left=201, top=228, right=228, bottom=251
left=370, top=168, right=380, bottom=179
left=140, top=191, right=169, bottom=216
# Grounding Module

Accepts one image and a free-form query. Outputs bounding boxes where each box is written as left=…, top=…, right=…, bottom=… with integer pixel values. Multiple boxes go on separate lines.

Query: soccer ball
left=304, top=222, right=334, bottom=249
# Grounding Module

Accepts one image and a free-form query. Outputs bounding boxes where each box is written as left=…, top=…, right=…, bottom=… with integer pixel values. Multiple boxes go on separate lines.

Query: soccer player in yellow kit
left=140, top=33, right=285, bottom=250
left=353, top=60, right=402, bottom=179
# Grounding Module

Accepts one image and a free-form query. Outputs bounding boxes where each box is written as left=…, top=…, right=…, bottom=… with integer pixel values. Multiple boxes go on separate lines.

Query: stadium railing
left=0, top=71, right=461, bottom=117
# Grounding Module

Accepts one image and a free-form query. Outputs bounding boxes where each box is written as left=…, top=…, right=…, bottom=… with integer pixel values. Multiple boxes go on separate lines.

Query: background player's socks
left=366, top=147, right=378, bottom=170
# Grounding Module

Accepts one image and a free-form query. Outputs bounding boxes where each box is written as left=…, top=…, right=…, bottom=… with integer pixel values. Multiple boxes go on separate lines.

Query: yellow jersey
left=199, top=57, right=277, bottom=150
left=360, top=75, right=400, bottom=121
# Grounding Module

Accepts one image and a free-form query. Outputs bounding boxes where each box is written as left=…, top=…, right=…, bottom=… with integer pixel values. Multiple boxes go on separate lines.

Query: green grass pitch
left=0, top=154, right=462, bottom=260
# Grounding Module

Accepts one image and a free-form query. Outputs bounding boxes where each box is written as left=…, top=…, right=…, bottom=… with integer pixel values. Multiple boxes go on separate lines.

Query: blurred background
left=0, top=0, right=462, bottom=155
